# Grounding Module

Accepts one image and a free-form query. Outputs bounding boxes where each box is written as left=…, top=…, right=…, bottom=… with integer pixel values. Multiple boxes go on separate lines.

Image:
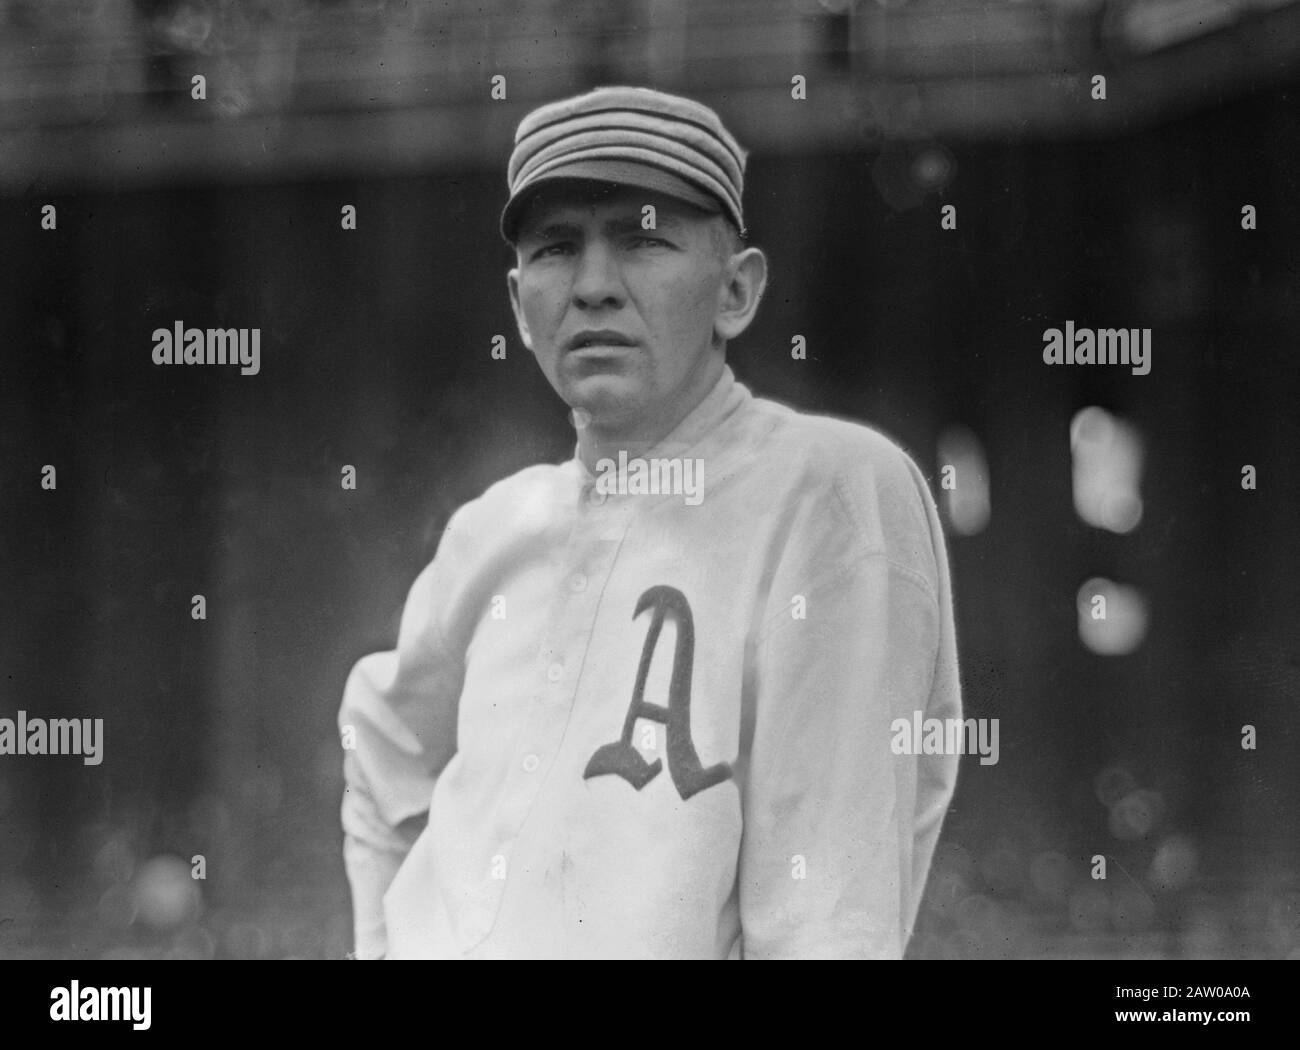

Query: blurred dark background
left=1, top=0, right=1298, bottom=959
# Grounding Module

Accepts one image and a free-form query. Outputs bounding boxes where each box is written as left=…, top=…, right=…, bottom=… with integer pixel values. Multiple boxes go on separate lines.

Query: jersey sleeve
left=737, top=450, right=961, bottom=959
left=338, top=509, right=468, bottom=959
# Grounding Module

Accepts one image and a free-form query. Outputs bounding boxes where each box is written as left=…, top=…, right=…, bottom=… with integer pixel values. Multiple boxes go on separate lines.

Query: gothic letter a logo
left=583, top=585, right=733, bottom=800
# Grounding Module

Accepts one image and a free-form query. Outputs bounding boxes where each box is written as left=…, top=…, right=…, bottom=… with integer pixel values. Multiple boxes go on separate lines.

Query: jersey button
left=568, top=572, right=588, bottom=593
left=546, top=662, right=564, bottom=682
left=522, top=754, right=540, bottom=773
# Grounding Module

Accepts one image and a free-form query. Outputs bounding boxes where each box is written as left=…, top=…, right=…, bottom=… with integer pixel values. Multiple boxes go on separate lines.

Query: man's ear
left=714, top=246, right=768, bottom=343
left=507, top=266, right=535, bottom=352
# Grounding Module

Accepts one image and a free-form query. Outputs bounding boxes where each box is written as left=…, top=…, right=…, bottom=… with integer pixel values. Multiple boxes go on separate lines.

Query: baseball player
left=339, top=86, right=962, bottom=959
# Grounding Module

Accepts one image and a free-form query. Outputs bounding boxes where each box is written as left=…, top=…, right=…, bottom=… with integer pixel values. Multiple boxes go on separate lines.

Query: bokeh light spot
left=1071, top=406, right=1144, bottom=533
left=1108, top=788, right=1165, bottom=841
left=1077, top=577, right=1149, bottom=655
left=132, top=855, right=201, bottom=931
left=937, top=424, right=991, bottom=536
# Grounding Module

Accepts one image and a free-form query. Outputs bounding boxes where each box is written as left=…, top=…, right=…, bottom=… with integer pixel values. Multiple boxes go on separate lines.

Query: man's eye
left=532, top=242, right=573, bottom=260
left=630, top=235, right=667, bottom=248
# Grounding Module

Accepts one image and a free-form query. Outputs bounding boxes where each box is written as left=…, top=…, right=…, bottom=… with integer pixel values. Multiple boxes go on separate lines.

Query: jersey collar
left=570, top=364, right=750, bottom=483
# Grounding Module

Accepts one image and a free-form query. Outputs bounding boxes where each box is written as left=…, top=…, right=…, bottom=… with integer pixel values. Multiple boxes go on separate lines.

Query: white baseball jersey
left=339, top=364, right=962, bottom=959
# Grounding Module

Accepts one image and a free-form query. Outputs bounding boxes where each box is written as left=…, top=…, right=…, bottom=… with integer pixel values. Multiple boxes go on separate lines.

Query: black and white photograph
left=1, top=0, right=1297, bottom=1020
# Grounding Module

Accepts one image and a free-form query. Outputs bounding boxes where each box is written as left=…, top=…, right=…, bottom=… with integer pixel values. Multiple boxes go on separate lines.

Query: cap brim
left=501, top=158, right=722, bottom=243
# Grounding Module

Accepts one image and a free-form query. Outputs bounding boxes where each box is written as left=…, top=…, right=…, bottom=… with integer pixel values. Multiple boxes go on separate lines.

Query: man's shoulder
left=738, top=393, right=942, bottom=587
left=743, top=392, right=931, bottom=503
left=443, top=460, right=576, bottom=536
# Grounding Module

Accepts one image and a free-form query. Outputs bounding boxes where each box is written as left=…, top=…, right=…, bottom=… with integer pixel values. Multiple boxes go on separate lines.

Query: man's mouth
left=568, top=331, right=637, bottom=352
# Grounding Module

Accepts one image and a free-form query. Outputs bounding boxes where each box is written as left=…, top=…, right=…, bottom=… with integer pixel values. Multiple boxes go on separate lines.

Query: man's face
left=508, top=183, right=730, bottom=435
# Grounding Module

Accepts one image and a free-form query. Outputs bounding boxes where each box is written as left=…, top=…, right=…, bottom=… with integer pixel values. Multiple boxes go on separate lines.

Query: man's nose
left=571, top=241, right=624, bottom=309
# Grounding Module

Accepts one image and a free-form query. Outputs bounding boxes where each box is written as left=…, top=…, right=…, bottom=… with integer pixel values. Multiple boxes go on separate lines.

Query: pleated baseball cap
left=501, top=85, right=747, bottom=243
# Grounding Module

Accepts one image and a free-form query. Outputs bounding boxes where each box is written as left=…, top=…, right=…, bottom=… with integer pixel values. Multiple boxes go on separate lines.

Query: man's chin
left=562, top=375, right=644, bottom=430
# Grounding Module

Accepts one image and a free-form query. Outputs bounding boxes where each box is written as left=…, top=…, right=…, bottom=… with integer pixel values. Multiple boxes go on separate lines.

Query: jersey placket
left=463, top=475, right=637, bottom=950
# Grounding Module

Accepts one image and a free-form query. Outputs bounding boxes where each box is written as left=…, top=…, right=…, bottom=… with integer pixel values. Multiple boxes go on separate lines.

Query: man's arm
left=737, top=463, right=961, bottom=959
left=338, top=518, right=467, bottom=959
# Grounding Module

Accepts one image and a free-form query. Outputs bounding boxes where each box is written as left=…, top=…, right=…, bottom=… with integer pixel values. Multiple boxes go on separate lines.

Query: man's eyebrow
left=520, top=211, right=688, bottom=243
left=520, top=220, right=583, bottom=243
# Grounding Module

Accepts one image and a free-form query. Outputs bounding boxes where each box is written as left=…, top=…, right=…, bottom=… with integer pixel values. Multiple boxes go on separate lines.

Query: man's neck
left=576, top=355, right=726, bottom=474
